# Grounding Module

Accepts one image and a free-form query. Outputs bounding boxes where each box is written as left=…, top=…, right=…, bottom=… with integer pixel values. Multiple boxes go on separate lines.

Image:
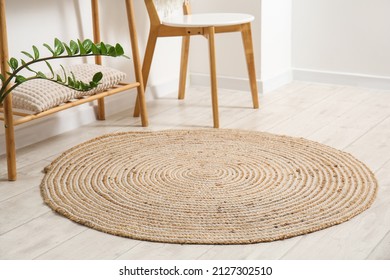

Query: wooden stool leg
left=133, top=31, right=158, bottom=118
left=178, top=35, right=190, bottom=100
left=208, top=26, right=219, bottom=129
left=241, top=23, right=259, bottom=109
left=126, top=0, right=148, bottom=126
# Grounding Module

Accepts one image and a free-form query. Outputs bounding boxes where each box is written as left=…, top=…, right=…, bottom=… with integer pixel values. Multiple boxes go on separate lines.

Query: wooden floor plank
left=0, top=212, right=86, bottom=260
left=0, top=188, right=49, bottom=235
left=116, top=242, right=211, bottom=260
left=35, top=229, right=141, bottom=260
left=367, top=231, right=390, bottom=260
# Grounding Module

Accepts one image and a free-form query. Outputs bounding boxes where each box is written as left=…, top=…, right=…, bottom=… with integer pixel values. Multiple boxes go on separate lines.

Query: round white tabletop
left=162, top=13, right=255, bottom=28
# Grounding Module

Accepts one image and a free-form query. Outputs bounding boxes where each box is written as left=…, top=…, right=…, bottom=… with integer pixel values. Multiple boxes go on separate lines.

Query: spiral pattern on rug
left=41, top=129, right=378, bottom=244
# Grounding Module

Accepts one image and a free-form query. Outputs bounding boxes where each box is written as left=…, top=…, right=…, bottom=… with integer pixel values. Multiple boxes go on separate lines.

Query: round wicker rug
left=41, top=129, right=378, bottom=244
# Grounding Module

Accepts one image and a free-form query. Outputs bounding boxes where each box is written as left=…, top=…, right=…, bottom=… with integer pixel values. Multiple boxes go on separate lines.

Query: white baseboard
left=0, top=80, right=177, bottom=156
left=190, top=72, right=263, bottom=92
left=262, top=70, right=293, bottom=93
left=147, top=78, right=180, bottom=99
left=190, top=71, right=292, bottom=94
left=293, top=68, right=390, bottom=90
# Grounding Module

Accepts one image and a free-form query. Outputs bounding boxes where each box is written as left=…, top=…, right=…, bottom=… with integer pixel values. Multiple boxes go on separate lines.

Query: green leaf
left=60, top=65, right=68, bottom=81
left=56, top=74, right=63, bottom=83
left=78, top=39, right=87, bottom=55
left=68, top=76, right=75, bottom=87
left=0, top=73, right=4, bottom=82
left=98, top=42, right=107, bottom=55
left=80, top=81, right=90, bottom=90
left=82, top=39, right=93, bottom=54
left=21, top=51, right=34, bottom=60
left=43, top=43, right=55, bottom=56
left=69, top=40, right=79, bottom=55
left=71, top=72, right=76, bottom=83
left=15, top=75, right=27, bottom=84
left=115, top=44, right=124, bottom=56
left=74, top=80, right=81, bottom=89
left=92, top=72, right=103, bottom=84
left=91, top=43, right=100, bottom=55
left=54, top=38, right=65, bottom=56
left=37, top=72, right=47, bottom=79
left=108, top=46, right=117, bottom=57
left=45, top=61, right=55, bottom=78
left=8, top=58, right=19, bottom=71
left=63, top=43, right=73, bottom=56
left=32, top=45, right=40, bottom=60
left=89, top=81, right=98, bottom=88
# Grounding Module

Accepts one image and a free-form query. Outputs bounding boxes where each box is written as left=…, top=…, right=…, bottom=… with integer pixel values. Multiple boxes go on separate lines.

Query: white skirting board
left=190, top=71, right=293, bottom=94
left=293, top=68, right=390, bottom=90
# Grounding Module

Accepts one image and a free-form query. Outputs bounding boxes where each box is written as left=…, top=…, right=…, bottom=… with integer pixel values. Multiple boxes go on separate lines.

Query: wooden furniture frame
left=133, top=0, right=259, bottom=128
left=0, top=0, right=148, bottom=181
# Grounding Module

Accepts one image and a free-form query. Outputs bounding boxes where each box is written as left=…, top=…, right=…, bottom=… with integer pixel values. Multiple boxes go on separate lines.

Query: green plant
left=0, top=38, right=128, bottom=104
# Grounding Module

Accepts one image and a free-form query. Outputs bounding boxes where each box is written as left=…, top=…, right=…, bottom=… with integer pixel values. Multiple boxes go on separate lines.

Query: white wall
left=260, top=0, right=292, bottom=92
left=292, top=0, right=390, bottom=87
left=189, top=0, right=292, bottom=93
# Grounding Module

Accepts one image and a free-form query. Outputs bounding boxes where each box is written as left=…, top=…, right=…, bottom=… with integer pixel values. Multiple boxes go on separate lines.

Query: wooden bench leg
left=178, top=35, right=190, bottom=100
left=208, top=26, right=219, bottom=129
left=97, top=98, right=106, bottom=120
left=4, top=96, right=17, bottom=181
left=241, top=23, right=259, bottom=109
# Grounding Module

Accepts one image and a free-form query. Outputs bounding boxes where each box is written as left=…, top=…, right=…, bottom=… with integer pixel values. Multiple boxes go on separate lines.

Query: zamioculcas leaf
left=92, top=72, right=103, bottom=84
left=68, top=76, right=75, bottom=87
left=0, top=73, right=4, bottom=82
left=54, top=38, right=65, bottom=56
left=115, top=44, right=124, bottom=56
left=78, top=39, right=87, bottom=55
left=98, top=42, right=107, bottom=55
left=82, top=39, right=93, bottom=53
left=37, top=72, right=47, bottom=79
left=15, top=75, right=27, bottom=84
left=63, top=43, right=73, bottom=56
left=45, top=61, right=55, bottom=78
left=69, top=40, right=79, bottom=55
left=21, top=51, right=34, bottom=60
left=43, top=43, right=55, bottom=55
left=91, top=43, right=100, bottom=55
left=32, top=45, right=40, bottom=60
left=8, top=58, right=19, bottom=71
left=56, top=74, right=63, bottom=83
left=71, top=72, right=77, bottom=85
left=60, top=65, right=68, bottom=81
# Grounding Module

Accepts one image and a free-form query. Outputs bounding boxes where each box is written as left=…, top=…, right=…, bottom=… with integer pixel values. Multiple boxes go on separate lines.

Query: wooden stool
left=134, top=0, right=259, bottom=128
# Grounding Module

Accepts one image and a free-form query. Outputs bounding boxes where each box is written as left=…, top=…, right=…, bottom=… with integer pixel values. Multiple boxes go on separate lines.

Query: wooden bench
left=0, top=0, right=148, bottom=181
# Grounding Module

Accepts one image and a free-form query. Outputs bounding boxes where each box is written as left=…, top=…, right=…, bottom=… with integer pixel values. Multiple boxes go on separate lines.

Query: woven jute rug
left=41, top=129, right=378, bottom=244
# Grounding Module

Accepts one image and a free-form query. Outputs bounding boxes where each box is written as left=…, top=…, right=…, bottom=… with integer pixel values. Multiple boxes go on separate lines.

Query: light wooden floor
left=1, top=81, right=390, bottom=260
